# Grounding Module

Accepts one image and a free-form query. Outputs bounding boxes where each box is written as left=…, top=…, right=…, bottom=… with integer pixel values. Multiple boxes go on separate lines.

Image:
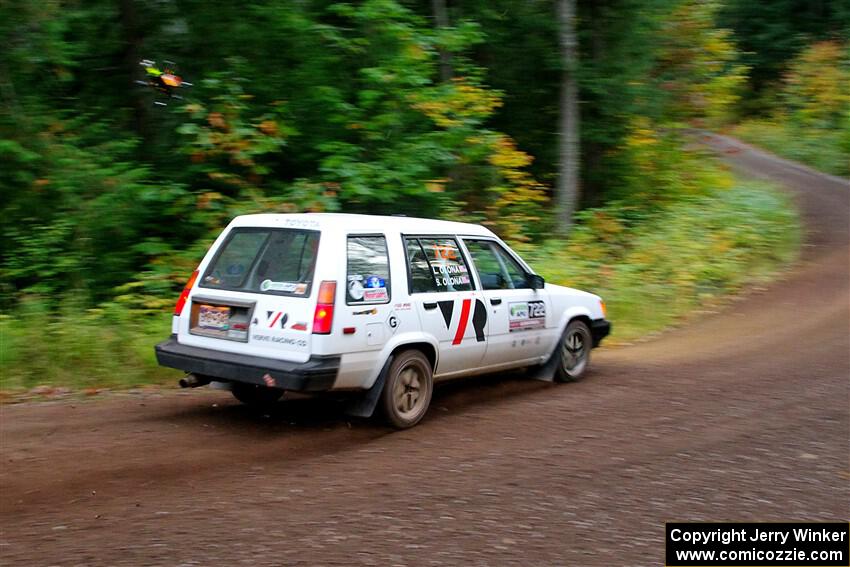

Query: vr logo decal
left=441, top=298, right=487, bottom=345
left=267, top=311, right=288, bottom=328
left=452, top=299, right=472, bottom=345
left=472, top=299, right=486, bottom=342
left=438, top=300, right=454, bottom=329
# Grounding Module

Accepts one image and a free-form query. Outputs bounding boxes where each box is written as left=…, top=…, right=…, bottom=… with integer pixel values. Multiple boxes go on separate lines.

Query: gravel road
left=1, top=134, right=848, bottom=566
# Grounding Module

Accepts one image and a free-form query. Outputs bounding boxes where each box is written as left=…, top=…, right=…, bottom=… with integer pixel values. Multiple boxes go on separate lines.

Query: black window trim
left=345, top=233, right=392, bottom=306
left=401, top=233, right=477, bottom=294
left=198, top=226, right=320, bottom=298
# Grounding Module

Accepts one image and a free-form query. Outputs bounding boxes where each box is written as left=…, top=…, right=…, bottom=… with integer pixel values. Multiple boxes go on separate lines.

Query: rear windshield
left=200, top=228, right=320, bottom=297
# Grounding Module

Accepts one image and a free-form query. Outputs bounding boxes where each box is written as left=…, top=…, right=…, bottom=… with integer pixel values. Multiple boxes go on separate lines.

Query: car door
left=462, top=238, right=551, bottom=369
left=404, top=236, right=488, bottom=378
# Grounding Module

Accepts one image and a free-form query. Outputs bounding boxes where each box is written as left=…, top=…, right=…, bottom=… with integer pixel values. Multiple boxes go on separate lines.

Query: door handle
left=423, top=302, right=438, bottom=310
left=490, top=298, right=502, bottom=305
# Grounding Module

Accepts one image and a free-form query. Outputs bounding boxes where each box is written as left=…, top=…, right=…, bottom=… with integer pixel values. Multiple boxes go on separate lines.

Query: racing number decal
left=528, top=301, right=545, bottom=318
left=437, top=299, right=487, bottom=345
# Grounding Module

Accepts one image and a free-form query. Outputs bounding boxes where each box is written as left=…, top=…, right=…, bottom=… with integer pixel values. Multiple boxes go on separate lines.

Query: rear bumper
left=155, top=336, right=339, bottom=392
left=590, top=319, right=611, bottom=347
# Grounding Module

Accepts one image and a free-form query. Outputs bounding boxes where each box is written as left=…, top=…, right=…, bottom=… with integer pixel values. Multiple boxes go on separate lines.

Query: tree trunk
left=119, top=0, right=150, bottom=150
left=556, top=0, right=579, bottom=233
left=431, top=0, right=453, bottom=82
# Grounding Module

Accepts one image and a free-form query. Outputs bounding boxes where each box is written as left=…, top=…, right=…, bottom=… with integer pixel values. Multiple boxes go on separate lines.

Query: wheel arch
left=390, top=342, right=437, bottom=372
left=544, top=307, right=594, bottom=361
left=361, top=332, right=439, bottom=390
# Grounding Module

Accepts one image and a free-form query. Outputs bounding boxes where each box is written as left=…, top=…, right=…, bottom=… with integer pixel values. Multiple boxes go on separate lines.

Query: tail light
left=174, top=270, right=199, bottom=315
left=312, top=281, right=337, bottom=334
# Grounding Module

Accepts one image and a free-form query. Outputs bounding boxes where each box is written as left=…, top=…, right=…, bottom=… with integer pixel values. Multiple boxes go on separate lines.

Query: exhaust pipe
left=179, top=373, right=211, bottom=388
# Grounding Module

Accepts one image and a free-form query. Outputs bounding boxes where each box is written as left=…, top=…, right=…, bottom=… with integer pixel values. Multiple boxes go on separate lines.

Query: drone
left=136, top=59, right=192, bottom=106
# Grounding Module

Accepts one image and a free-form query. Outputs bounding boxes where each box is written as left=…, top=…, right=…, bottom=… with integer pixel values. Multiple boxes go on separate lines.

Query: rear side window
left=404, top=237, right=473, bottom=293
left=347, top=236, right=391, bottom=304
left=200, top=228, right=319, bottom=296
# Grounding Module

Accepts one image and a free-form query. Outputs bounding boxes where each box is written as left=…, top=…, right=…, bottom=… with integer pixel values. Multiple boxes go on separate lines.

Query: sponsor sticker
left=282, top=218, right=320, bottom=229
left=510, top=303, right=529, bottom=320
left=260, top=280, right=299, bottom=293
left=252, top=333, right=308, bottom=348
left=509, top=300, right=546, bottom=332
left=199, top=305, right=230, bottom=330
left=386, top=312, right=399, bottom=333
left=348, top=279, right=365, bottom=300
left=363, top=288, right=389, bottom=302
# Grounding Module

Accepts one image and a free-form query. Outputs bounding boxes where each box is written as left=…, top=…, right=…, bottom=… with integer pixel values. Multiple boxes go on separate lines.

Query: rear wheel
left=380, top=350, right=433, bottom=429
left=555, top=320, right=592, bottom=382
left=231, top=382, right=284, bottom=407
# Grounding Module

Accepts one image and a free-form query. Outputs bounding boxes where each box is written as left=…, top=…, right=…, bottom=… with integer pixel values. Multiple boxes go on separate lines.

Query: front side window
left=201, top=228, right=319, bottom=296
left=347, top=235, right=391, bottom=304
left=405, top=237, right=473, bottom=293
left=465, top=239, right=530, bottom=290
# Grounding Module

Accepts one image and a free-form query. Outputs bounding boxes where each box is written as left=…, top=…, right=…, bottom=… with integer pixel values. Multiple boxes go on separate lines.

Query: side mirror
left=528, top=274, right=545, bottom=290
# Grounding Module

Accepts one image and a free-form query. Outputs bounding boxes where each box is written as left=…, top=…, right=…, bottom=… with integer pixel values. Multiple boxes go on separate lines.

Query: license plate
left=198, top=305, right=231, bottom=330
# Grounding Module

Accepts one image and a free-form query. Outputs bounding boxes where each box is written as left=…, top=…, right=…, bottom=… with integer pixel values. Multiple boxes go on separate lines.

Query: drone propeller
left=136, top=58, right=192, bottom=106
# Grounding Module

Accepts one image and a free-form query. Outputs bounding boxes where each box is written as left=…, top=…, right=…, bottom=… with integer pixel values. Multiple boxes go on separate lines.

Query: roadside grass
left=0, top=179, right=800, bottom=395
left=0, top=303, right=178, bottom=394
left=733, top=120, right=850, bottom=178
left=520, top=180, right=801, bottom=342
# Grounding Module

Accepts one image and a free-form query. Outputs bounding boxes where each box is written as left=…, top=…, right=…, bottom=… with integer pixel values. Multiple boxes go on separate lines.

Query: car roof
left=229, top=212, right=498, bottom=238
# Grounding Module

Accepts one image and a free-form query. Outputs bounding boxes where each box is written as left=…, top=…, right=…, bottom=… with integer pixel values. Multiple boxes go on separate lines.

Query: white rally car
left=156, top=213, right=610, bottom=428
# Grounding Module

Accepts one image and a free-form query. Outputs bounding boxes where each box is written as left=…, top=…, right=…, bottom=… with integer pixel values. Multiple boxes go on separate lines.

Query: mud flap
left=530, top=335, right=563, bottom=382
left=344, top=355, right=394, bottom=418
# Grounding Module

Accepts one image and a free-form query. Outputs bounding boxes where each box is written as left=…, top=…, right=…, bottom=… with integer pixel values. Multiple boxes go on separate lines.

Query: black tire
left=555, top=320, right=592, bottom=382
left=380, top=350, right=433, bottom=429
left=231, top=382, right=284, bottom=407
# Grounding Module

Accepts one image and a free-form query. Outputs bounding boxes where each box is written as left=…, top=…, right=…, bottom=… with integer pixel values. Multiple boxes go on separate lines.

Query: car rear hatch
left=177, top=226, right=321, bottom=364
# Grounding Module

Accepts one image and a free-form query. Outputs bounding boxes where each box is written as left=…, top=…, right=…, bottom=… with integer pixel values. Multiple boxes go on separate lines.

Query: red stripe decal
left=269, top=312, right=282, bottom=328
left=452, top=299, right=472, bottom=345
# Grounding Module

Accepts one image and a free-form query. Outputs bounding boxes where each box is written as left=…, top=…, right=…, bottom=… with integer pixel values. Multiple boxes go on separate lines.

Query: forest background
left=1, top=0, right=847, bottom=390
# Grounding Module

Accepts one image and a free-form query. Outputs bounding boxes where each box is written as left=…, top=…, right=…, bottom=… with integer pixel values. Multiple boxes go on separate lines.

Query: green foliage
left=0, top=115, right=170, bottom=306
left=308, top=2, right=549, bottom=236
left=718, top=0, right=850, bottom=105
left=520, top=179, right=800, bottom=340
left=734, top=120, right=849, bottom=178
left=0, top=0, right=808, bottom=391
left=781, top=41, right=850, bottom=131
left=614, top=120, right=735, bottom=207
left=734, top=41, right=850, bottom=177
left=655, top=0, right=748, bottom=127
left=0, top=300, right=177, bottom=392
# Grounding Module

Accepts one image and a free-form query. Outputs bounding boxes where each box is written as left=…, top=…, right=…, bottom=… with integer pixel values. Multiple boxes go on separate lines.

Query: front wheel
left=380, top=350, right=433, bottom=429
left=555, top=320, right=592, bottom=382
left=231, top=382, right=284, bottom=407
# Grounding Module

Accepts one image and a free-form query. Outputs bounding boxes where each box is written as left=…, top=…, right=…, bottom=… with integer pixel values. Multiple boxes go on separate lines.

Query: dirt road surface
left=1, top=135, right=848, bottom=566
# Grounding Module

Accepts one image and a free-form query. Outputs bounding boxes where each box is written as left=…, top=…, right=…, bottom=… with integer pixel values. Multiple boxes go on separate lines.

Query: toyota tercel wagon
left=155, top=213, right=610, bottom=428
